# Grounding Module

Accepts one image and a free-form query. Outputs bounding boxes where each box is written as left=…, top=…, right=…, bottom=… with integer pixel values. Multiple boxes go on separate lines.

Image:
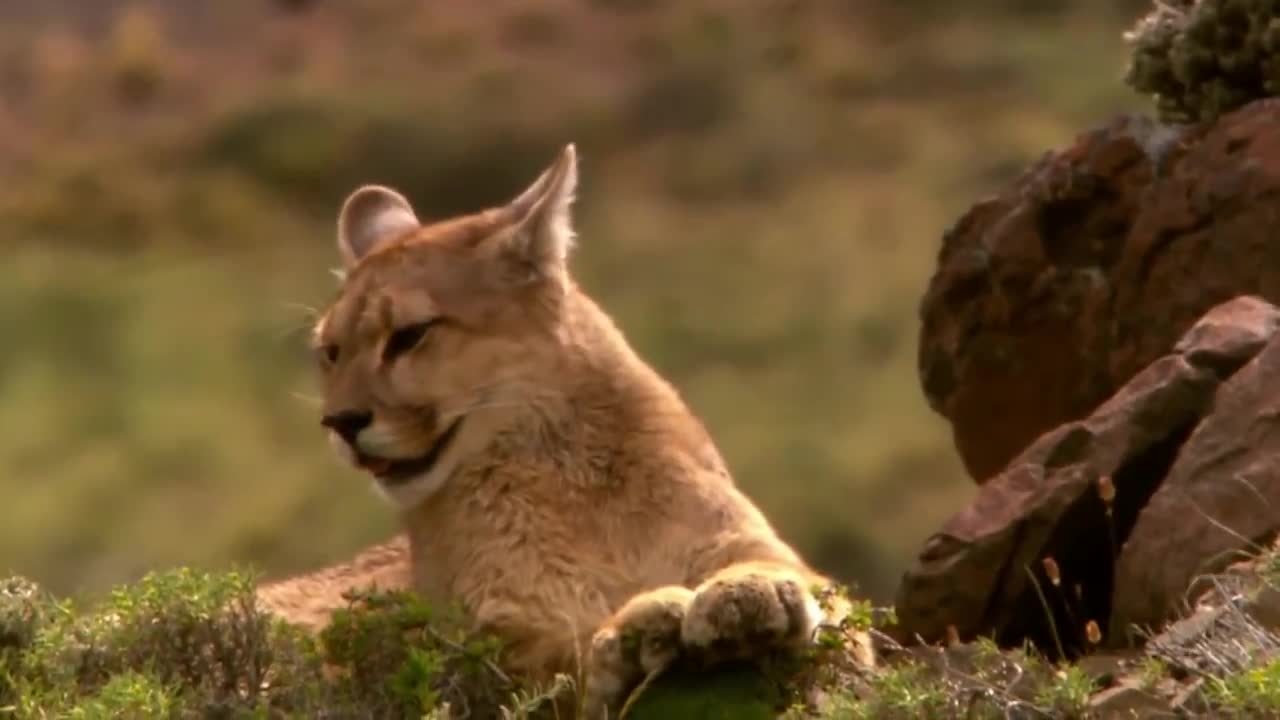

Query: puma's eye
left=383, top=320, right=437, bottom=362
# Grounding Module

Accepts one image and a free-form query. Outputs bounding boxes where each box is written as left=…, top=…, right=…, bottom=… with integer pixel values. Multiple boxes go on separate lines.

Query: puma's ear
left=337, top=185, right=420, bottom=267
left=503, top=143, right=578, bottom=277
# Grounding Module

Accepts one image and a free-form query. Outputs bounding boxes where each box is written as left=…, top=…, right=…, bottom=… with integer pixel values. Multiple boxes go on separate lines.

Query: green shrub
left=1125, top=0, right=1280, bottom=123
left=317, top=587, right=521, bottom=718
left=5, top=568, right=323, bottom=717
left=0, top=568, right=566, bottom=719
left=1203, top=658, right=1280, bottom=718
left=61, top=671, right=179, bottom=720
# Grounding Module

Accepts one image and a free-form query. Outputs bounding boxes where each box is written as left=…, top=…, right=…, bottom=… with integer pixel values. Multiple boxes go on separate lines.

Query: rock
left=1168, top=677, right=1208, bottom=716
left=1108, top=99, right=1280, bottom=387
left=1074, top=651, right=1135, bottom=687
left=1142, top=603, right=1229, bottom=677
left=1111, top=315, right=1280, bottom=640
left=918, top=113, right=1170, bottom=483
left=895, top=297, right=1279, bottom=658
left=1142, top=570, right=1280, bottom=681
left=919, top=98, right=1280, bottom=483
left=894, top=352, right=1213, bottom=656
left=1088, top=682, right=1170, bottom=718
left=1167, top=295, right=1280, bottom=378
left=1246, top=586, right=1280, bottom=631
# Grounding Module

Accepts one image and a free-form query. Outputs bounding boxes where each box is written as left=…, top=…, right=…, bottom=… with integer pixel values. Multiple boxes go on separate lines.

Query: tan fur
left=255, top=144, right=872, bottom=717
left=255, top=535, right=412, bottom=632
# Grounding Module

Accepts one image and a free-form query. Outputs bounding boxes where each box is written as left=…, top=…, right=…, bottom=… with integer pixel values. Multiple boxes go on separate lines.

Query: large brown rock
left=894, top=297, right=1278, bottom=658
left=1109, top=99, right=1280, bottom=386
left=920, top=98, right=1280, bottom=482
left=1111, top=298, right=1280, bottom=640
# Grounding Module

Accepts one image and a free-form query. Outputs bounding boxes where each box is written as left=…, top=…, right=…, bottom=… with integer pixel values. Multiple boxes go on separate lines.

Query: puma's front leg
left=581, top=562, right=830, bottom=719
left=582, top=586, right=694, bottom=720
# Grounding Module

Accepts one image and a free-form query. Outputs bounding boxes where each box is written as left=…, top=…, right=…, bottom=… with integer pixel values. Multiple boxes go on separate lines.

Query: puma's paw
left=582, top=586, right=694, bottom=719
left=680, top=563, right=823, bottom=663
left=582, top=566, right=826, bottom=719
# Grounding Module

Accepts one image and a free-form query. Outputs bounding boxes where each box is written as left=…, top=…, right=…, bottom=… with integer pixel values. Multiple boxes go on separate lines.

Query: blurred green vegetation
left=0, top=0, right=1152, bottom=604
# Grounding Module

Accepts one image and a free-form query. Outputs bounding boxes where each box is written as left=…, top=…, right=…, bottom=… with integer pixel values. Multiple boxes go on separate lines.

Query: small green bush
left=1125, top=0, right=1280, bottom=122
left=318, top=587, right=520, bottom=718
left=0, top=569, right=563, bottom=719
left=2, top=568, right=324, bottom=717
left=61, top=672, right=179, bottom=720
left=1203, top=658, right=1280, bottom=718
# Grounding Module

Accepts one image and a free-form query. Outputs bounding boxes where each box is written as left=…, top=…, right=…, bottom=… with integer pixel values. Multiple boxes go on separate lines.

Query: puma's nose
left=321, top=410, right=373, bottom=445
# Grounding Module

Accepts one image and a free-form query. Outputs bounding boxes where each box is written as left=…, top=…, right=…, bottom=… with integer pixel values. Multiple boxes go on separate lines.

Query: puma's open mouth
left=356, top=416, right=465, bottom=486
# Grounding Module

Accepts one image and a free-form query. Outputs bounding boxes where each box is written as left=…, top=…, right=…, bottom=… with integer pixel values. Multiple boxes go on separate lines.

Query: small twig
left=618, top=667, right=666, bottom=720
left=1024, top=565, right=1067, bottom=662
left=422, top=625, right=514, bottom=687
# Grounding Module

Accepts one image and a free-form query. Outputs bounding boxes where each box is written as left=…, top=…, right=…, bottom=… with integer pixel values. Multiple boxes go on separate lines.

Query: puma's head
left=312, top=144, right=587, bottom=508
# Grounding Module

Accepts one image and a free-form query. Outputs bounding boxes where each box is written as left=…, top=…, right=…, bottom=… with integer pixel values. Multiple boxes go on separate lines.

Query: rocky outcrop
left=895, top=295, right=1280, bottom=659
left=919, top=98, right=1280, bottom=483
left=1110, top=299, right=1280, bottom=640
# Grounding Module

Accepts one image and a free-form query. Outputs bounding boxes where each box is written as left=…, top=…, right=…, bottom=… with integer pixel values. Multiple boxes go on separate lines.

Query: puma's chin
left=355, top=416, right=466, bottom=487
left=328, top=416, right=468, bottom=508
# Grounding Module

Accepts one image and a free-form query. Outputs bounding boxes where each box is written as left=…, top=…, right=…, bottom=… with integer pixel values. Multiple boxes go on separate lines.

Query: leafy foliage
left=1125, top=0, right=1280, bottom=122
left=1203, top=658, right=1280, bottom=718
left=0, top=569, right=564, bottom=719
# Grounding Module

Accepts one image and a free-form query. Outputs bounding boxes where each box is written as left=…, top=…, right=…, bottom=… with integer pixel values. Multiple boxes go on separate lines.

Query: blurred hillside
left=0, top=0, right=1153, bottom=603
